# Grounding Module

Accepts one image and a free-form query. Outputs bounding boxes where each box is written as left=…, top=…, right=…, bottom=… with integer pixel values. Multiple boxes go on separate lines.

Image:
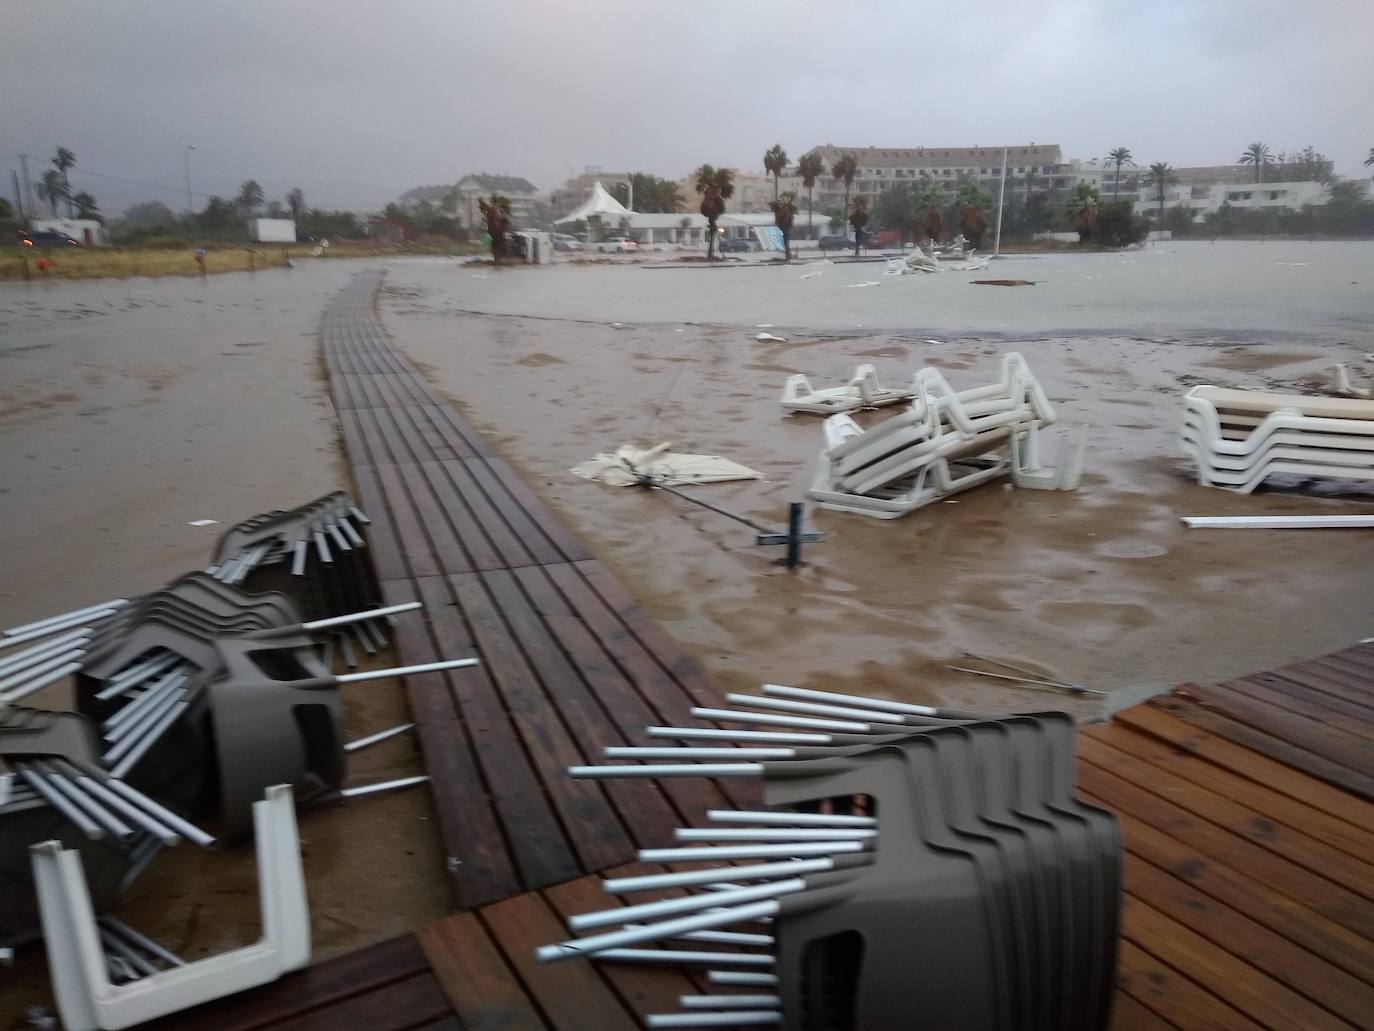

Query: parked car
left=870, top=229, right=903, bottom=249
left=20, top=230, right=81, bottom=248
left=718, top=236, right=752, bottom=252
left=597, top=237, right=638, bottom=253
left=818, top=235, right=852, bottom=251
left=551, top=233, right=583, bottom=252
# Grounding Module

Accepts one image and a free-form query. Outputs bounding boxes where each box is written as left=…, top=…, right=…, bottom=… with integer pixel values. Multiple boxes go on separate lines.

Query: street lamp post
left=183, top=145, right=196, bottom=217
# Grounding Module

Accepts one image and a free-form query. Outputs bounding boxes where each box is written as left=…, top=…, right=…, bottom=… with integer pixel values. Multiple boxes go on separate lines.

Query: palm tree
left=477, top=194, right=511, bottom=263
left=37, top=169, right=66, bottom=217
left=51, top=147, right=77, bottom=217
left=287, top=188, right=306, bottom=221
left=1365, top=147, right=1374, bottom=180
left=237, top=179, right=265, bottom=217
left=1064, top=182, right=1100, bottom=243
left=957, top=178, right=993, bottom=248
left=1143, top=162, right=1177, bottom=229
left=694, top=164, right=735, bottom=260
left=1107, top=147, right=1133, bottom=198
left=1238, top=142, right=1271, bottom=184
left=848, top=195, right=870, bottom=258
left=72, top=192, right=101, bottom=221
left=913, top=179, right=945, bottom=244
left=831, top=153, right=858, bottom=233
left=763, top=144, right=789, bottom=201
left=797, top=152, right=824, bottom=245
left=770, top=191, right=798, bottom=261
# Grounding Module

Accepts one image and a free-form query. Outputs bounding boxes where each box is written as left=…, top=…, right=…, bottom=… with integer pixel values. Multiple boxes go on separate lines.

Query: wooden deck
left=322, top=272, right=754, bottom=910
left=150, top=273, right=1374, bottom=1029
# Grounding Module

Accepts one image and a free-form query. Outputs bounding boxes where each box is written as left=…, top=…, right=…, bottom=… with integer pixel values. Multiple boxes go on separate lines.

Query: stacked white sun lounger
left=807, top=354, right=1070, bottom=518
left=1181, top=385, right=1374, bottom=493
left=781, top=364, right=918, bottom=415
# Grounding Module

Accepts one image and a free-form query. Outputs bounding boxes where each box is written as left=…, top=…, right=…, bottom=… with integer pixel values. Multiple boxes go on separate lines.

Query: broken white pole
left=706, top=810, right=876, bottom=828
left=570, top=879, right=805, bottom=932
left=1181, top=515, right=1374, bottom=529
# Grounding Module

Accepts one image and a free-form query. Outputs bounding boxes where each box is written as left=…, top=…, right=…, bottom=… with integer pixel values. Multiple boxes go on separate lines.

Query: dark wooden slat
left=448, top=571, right=636, bottom=874
left=1122, top=852, right=1374, bottom=1027
left=513, top=564, right=731, bottom=823
left=481, top=457, right=592, bottom=563
left=1114, top=939, right=1259, bottom=1031
left=1219, top=676, right=1374, bottom=741
left=1241, top=670, right=1374, bottom=726
left=1110, top=991, right=1178, bottom=1030
left=1151, top=695, right=1374, bottom=802
left=268, top=971, right=455, bottom=1031
left=430, top=405, right=499, bottom=458
left=348, top=466, right=409, bottom=581
left=390, top=459, right=477, bottom=574
left=458, top=458, right=566, bottom=567
left=1114, top=704, right=1369, bottom=827
left=373, top=462, right=444, bottom=578
left=1120, top=895, right=1327, bottom=1030
left=479, top=889, right=641, bottom=1031
left=143, top=934, right=430, bottom=1030
left=1079, top=737, right=1374, bottom=899
left=480, top=568, right=683, bottom=849
left=401, top=403, right=477, bottom=460
left=413, top=574, right=581, bottom=892
left=418, top=461, right=507, bottom=572
left=542, top=876, right=703, bottom=1018
left=438, top=458, right=539, bottom=569
left=1078, top=761, right=1374, bottom=940
left=1299, top=657, right=1374, bottom=706
left=420, top=910, right=549, bottom=1030
left=1085, top=722, right=1374, bottom=861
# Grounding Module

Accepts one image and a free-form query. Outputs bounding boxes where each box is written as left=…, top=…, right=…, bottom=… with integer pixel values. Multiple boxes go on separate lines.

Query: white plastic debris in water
left=843, top=281, right=881, bottom=289
left=188, top=519, right=218, bottom=527
left=573, top=443, right=762, bottom=487
left=756, top=333, right=787, bottom=342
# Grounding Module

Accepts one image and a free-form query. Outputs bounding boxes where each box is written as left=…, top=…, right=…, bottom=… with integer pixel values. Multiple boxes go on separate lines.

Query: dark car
left=718, top=237, right=752, bottom=252
left=818, top=235, right=852, bottom=251
left=21, top=230, right=81, bottom=248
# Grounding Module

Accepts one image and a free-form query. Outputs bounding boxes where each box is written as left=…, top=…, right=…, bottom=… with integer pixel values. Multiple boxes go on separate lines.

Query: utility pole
left=183, top=145, right=196, bottom=217
left=18, top=154, right=34, bottom=222
left=12, top=170, right=26, bottom=221
left=993, top=147, right=1008, bottom=257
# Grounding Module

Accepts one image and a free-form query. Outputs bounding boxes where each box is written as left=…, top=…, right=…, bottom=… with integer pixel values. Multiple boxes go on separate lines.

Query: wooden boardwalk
left=322, top=272, right=754, bottom=910
left=150, top=273, right=1374, bottom=1029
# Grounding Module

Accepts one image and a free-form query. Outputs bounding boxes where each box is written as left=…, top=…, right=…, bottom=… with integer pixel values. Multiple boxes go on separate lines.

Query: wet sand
left=380, top=252, right=1374, bottom=719
left=0, top=264, right=450, bottom=1023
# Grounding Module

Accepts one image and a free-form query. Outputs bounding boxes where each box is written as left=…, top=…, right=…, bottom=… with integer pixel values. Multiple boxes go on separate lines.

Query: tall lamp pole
left=183, top=145, right=196, bottom=217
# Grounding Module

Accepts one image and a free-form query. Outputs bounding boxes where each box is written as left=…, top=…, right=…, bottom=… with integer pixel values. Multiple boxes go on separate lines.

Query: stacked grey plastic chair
left=539, top=684, right=1121, bottom=1030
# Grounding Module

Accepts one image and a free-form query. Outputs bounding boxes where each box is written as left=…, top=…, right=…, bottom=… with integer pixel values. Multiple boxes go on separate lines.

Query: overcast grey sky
left=3, top=0, right=1371, bottom=216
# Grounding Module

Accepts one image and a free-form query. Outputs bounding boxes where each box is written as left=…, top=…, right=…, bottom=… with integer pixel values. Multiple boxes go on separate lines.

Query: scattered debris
left=1181, top=515, right=1374, bottom=529
left=1329, top=363, right=1372, bottom=398
left=781, top=364, right=916, bottom=416
left=572, top=443, right=761, bottom=487
left=843, top=281, right=881, bottom=289
left=756, top=332, right=787, bottom=342
left=187, top=519, right=218, bottom=527
left=973, top=279, right=1036, bottom=286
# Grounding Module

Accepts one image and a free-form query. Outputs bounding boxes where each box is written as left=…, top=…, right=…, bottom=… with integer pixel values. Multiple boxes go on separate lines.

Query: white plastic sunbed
left=780, top=365, right=917, bottom=415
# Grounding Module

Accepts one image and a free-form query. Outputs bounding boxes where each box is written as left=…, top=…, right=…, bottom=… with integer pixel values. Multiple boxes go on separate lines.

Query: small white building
left=29, top=217, right=108, bottom=246
left=1133, top=180, right=1332, bottom=221
left=248, top=218, right=296, bottom=243
left=625, top=213, right=707, bottom=246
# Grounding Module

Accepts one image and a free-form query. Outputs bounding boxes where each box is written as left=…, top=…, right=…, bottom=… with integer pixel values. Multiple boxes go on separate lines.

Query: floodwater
left=0, top=262, right=450, bottom=1023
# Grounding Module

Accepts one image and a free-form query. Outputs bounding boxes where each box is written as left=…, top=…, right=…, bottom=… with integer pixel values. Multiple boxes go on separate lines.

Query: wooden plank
left=1085, top=722, right=1374, bottom=862
left=542, top=876, right=703, bottom=1018
left=1110, top=991, right=1178, bottom=1030
left=1120, top=895, right=1335, bottom=1029
left=481, top=568, right=683, bottom=850
left=482, top=456, right=592, bottom=563
left=411, top=404, right=482, bottom=460
left=479, top=890, right=641, bottom=1031
left=414, top=574, right=582, bottom=892
left=1113, top=703, right=1371, bottom=826
left=1218, top=676, right=1374, bottom=742
left=1076, top=761, right=1374, bottom=940
left=514, top=564, right=731, bottom=825
left=1085, top=794, right=1374, bottom=987
left=458, top=458, right=566, bottom=567
left=1301, top=657, right=1374, bottom=704
left=420, top=910, right=548, bottom=1030
left=373, top=462, right=443, bottom=579
left=1241, top=670, right=1374, bottom=726
left=1122, top=852, right=1374, bottom=1027
left=1150, top=695, right=1374, bottom=802
left=419, top=460, right=508, bottom=572
left=1114, top=939, right=1259, bottom=1031
left=268, top=971, right=454, bottom=1031
left=448, top=571, right=636, bottom=874
left=143, top=934, right=431, bottom=1030
left=348, top=465, right=409, bottom=581
left=390, top=459, right=477, bottom=575
left=438, top=458, right=539, bottom=570
left=431, top=405, right=498, bottom=458
left=1078, top=737, right=1374, bottom=900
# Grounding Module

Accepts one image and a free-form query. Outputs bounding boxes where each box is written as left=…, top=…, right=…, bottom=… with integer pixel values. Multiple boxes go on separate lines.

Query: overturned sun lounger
left=780, top=365, right=917, bottom=416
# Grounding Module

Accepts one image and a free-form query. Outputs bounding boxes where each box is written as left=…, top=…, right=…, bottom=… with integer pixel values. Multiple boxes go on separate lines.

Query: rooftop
left=804, top=144, right=1064, bottom=168
left=457, top=174, right=539, bottom=194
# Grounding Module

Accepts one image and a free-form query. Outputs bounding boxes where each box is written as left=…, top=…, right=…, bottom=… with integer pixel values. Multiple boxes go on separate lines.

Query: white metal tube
left=762, top=682, right=939, bottom=717
left=110, top=700, right=189, bottom=779
left=680, top=995, right=781, bottom=1009
left=314, top=529, right=331, bottom=563
left=17, top=768, right=104, bottom=840
left=570, top=878, right=805, bottom=932
left=639, top=841, right=866, bottom=863
left=291, top=538, right=308, bottom=576
left=338, top=775, right=429, bottom=798
left=604, top=858, right=836, bottom=894
left=603, top=747, right=795, bottom=760
left=327, top=523, right=352, bottom=553
left=104, top=671, right=186, bottom=735
left=0, top=630, right=90, bottom=676
left=98, top=917, right=185, bottom=968
left=0, top=610, right=112, bottom=650
left=571, top=764, right=763, bottom=780
left=303, top=601, right=422, bottom=632
left=105, top=779, right=215, bottom=847
left=62, top=768, right=180, bottom=845
left=35, top=765, right=137, bottom=842
left=690, top=707, right=873, bottom=733
left=675, top=828, right=877, bottom=843
left=348, top=505, right=371, bottom=525
left=0, top=648, right=87, bottom=695
left=1, top=660, right=82, bottom=702
left=1182, top=515, right=1374, bottom=529
left=537, top=899, right=780, bottom=963
left=339, top=519, right=365, bottom=547
left=629, top=928, right=774, bottom=947
left=725, top=693, right=913, bottom=725
left=647, top=726, right=831, bottom=745
left=99, top=928, right=160, bottom=978
left=334, top=657, right=478, bottom=683
left=97, top=653, right=182, bottom=701
left=104, top=687, right=185, bottom=760
left=707, top=810, right=876, bottom=828
left=600, top=950, right=775, bottom=967
left=709, top=971, right=778, bottom=986
left=647, top=1013, right=781, bottom=1028
left=2, top=600, right=126, bottom=640
left=344, top=722, right=416, bottom=752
